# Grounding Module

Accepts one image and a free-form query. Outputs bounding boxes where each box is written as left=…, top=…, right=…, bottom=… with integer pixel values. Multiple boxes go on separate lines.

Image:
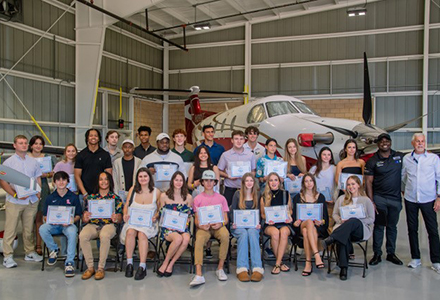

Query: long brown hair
left=314, top=147, right=335, bottom=178
left=239, top=173, right=259, bottom=210
left=342, top=175, right=366, bottom=206
left=193, top=145, right=213, bottom=169
left=299, top=173, right=319, bottom=203
left=134, top=167, right=155, bottom=194
left=62, top=143, right=78, bottom=163
left=262, top=172, right=283, bottom=207
left=166, top=171, right=189, bottom=201
left=284, top=138, right=307, bottom=174
left=341, top=139, right=360, bottom=160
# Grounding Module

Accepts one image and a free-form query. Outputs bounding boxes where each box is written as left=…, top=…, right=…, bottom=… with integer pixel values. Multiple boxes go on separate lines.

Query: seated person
left=190, top=170, right=230, bottom=287
left=230, top=173, right=263, bottom=282
left=292, top=174, right=329, bottom=276
left=39, top=171, right=82, bottom=277
left=321, top=176, right=375, bottom=280
left=120, top=167, right=161, bottom=280
left=260, top=172, right=293, bottom=275
left=187, top=146, right=220, bottom=196
left=79, top=172, right=123, bottom=280
left=157, top=171, right=193, bottom=277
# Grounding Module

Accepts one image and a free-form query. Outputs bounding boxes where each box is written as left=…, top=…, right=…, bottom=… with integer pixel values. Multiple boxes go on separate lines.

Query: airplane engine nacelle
left=298, top=132, right=334, bottom=147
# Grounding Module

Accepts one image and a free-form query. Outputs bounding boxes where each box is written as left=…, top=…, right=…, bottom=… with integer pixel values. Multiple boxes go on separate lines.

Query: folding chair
left=119, top=234, right=159, bottom=273
left=327, top=240, right=368, bottom=278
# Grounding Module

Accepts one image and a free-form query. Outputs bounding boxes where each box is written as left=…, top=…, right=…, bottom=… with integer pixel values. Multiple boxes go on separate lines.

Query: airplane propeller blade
left=363, top=52, right=372, bottom=125
left=309, top=121, right=358, bottom=138
left=384, top=113, right=430, bottom=133
left=0, top=165, right=41, bottom=191
left=130, top=88, right=247, bottom=99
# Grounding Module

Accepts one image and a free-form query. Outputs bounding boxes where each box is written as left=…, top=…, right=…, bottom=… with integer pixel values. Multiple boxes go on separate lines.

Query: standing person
left=218, top=130, right=256, bottom=206
left=401, top=133, right=440, bottom=273
left=39, top=171, right=82, bottom=277
left=134, top=126, right=156, bottom=159
left=54, top=144, right=78, bottom=192
left=244, top=126, right=265, bottom=160
left=80, top=172, right=123, bottom=280
left=0, top=135, right=43, bottom=268
left=28, top=135, right=55, bottom=255
left=171, top=129, right=194, bottom=162
left=74, top=129, right=112, bottom=202
left=104, top=130, right=122, bottom=164
left=284, top=138, right=307, bottom=179
left=190, top=170, right=230, bottom=287
left=256, top=138, right=284, bottom=189
left=112, top=139, right=142, bottom=202
left=141, top=133, right=187, bottom=192
left=193, top=125, right=225, bottom=165
left=121, top=168, right=161, bottom=280
left=365, top=133, right=404, bottom=266
left=335, top=139, right=365, bottom=194
left=230, top=173, right=264, bottom=282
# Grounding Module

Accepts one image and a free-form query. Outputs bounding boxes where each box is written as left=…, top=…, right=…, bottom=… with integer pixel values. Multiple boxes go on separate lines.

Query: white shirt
left=244, top=142, right=265, bottom=160
left=402, top=151, right=440, bottom=203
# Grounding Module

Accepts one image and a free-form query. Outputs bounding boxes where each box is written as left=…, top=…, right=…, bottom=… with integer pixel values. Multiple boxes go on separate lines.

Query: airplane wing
left=0, top=141, right=65, bottom=156
left=0, top=165, right=41, bottom=191
left=130, top=88, right=247, bottom=99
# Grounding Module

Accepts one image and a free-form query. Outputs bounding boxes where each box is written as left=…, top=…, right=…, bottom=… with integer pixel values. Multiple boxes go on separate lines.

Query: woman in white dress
left=121, top=167, right=161, bottom=280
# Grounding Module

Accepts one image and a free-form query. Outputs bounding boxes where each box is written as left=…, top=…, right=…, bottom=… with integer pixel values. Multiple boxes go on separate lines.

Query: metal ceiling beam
left=186, top=0, right=226, bottom=26
left=155, top=3, right=191, bottom=25
left=224, top=0, right=251, bottom=21
left=262, top=0, right=279, bottom=16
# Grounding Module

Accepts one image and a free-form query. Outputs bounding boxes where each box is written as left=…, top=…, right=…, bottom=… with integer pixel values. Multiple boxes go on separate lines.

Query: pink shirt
left=53, top=161, right=74, bottom=174
left=193, top=192, right=230, bottom=213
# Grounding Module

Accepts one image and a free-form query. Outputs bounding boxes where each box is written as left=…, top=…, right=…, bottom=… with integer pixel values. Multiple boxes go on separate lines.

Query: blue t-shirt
left=43, top=189, right=82, bottom=217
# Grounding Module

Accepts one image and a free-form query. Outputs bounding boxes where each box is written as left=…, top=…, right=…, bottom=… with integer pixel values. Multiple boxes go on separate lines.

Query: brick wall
left=305, top=99, right=363, bottom=122
left=133, top=99, right=163, bottom=144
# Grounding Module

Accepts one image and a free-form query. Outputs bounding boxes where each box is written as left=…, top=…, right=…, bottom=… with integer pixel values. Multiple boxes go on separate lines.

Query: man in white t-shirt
left=244, top=126, right=265, bottom=160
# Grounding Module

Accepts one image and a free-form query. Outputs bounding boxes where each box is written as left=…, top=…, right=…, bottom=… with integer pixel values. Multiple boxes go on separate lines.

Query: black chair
left=327, top=240, right=368, bottom=278
left=261, top=229, right=297, bottom=268
left=292, top=235, right=331, bottom=272
left=119, top=234, right=159, bottom=273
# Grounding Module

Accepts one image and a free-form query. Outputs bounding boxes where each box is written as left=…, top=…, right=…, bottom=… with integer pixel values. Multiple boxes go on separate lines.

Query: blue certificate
left=264, top=205, right=288, bottom=224
left=318, top=187, right=333, bottom=202
left=155, top=164, right=177, bottom=182
left=14, top=184, right=38, bottom=199
left=129, top=207, right=154, bottom=227
left=229, top=161, right=251, bottom=178
left=339, top=173, right=363, bottom=190
left=36, top=157, right=52, bottom=173
left=264, top=160, right=287, bottom=178
left=198, top=205, right=224, bottom=225
left=47, top=205, right=74, bottom=225
left=118, top=190, right=128, bottom=203
left=296, top=203, right=323, bottom=221
left=234, top=209, right=259, bottom=228
left=88, top=199, right=114, bottom=219
left=161, top=208, right=188, bottom=232
left=340, top=204, right=366, bottom=220
left=67, top=174, right=77, bottom=192
left=284, top=177, right=302, bottom=195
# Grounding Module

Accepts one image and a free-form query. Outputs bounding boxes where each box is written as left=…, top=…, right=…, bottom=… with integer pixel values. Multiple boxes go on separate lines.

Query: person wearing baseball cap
left=365, top=133, right=404, bottom=266
left=140, top=133, right=186, bottom=192
left=112, top=139, right=142, bottom=202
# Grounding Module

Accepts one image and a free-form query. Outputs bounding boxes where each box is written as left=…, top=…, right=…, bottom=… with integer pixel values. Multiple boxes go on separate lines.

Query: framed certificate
left=47, top=205, right=74, bottom=225
left=318, top=187, right=333, bottom=202
left=88, top=199, right=114, bottom=219
left=128, top=207, right=154, bottom=227
left=14, top=184, right=38, bottom=199
left=284, top=177, right=302, bottom=195
left=234, top=209, right=259, bottom=228
left=339, top=173, right=363, bottom=190
left=228, top=161, right=251, bottom=178
left=161, top=208, right=189, bottom=232
left=198, top=204, right=224, bottom=225
left=118, top=190, right=128, bottom=203
left=264, top=205, right=288, bottom=224
left=264, top=160, right=287, bottom=178
left=36, top=157, right=52, bottom=173
left=67, top=174, right=77, bottom=192
left=296, top=203, right=323, bottom=221
left=155, top=164, right=178, bottom=182
left=340, top=204, right=366, bottom=220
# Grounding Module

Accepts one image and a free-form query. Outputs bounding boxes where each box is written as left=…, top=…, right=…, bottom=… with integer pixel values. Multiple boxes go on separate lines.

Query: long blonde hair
left=343, top=176, right=366, bottom=206
left=262, top=172, right=283, bottom=207
left=239, top=173, right=259, bottom=210
left=284, top=138, right=307, bottom=174
left=299, top=173, right=319, bottom=203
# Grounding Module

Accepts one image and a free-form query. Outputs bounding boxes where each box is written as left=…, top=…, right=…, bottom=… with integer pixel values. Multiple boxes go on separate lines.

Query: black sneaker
left=125, top=264, right=134, bottom=278
left=205, top=248, right=213, bottom=259
left=134, top=266, right=147, bottom=280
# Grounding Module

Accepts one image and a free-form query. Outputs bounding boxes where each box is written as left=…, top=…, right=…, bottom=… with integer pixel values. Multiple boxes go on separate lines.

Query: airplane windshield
left=292, top=102, right=318, bottom=115
left=265, top=101, right=299, bottom=118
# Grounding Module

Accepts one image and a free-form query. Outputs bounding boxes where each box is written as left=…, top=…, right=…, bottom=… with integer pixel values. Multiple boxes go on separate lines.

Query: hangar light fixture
left=193, top=22, right=211, bottom=30
left=347, top=7, right=367, bottom=17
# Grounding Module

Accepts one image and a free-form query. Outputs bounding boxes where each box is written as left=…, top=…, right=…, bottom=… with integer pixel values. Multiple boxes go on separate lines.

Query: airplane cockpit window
left=266, top=101, right=299, bottom=118
left=247, top=104, right=267, bottom=123
left=292, top=102, right=318, bottom=115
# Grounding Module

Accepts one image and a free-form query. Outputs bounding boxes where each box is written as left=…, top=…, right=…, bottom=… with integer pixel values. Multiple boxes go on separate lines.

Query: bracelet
left=13, top=193, right=17, bottom=198
left=191, top=183, right=195, bottom=189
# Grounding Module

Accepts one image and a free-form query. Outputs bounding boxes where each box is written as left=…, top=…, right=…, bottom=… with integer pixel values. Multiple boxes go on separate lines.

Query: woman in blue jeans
left=230, top=173, right=264, bottom=282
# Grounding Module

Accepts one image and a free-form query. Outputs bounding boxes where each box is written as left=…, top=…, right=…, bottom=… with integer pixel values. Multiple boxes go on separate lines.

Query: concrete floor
left=1, top=204, right=440, bottom=300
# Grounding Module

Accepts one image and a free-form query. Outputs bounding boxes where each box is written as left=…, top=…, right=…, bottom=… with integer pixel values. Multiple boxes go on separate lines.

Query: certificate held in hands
left=264, top=160, right=287, bottom=178
left=340, top=204, right=366, bottom=220
left=264, top=205, right=288, bottom=224
left=198, top=205, right=224, bottom=225
left=161, top=209, right=188, bottom=232
left=89, top=199, right=114, bottom=219
left=296, top=203, right=323, bottom=221
left=284, top=177, right=302, bottom=195
left=129, top=207, right=154, bottom=227
left=229, top=161, right=251, bottom=178
left=14, top=184, right=38, bottom=199
left=36, top=156, right=52, bottom=173
left=47, top=206, right=74, bottom=225
left=234, top=210, right=259, bottom=228
left=155, top=164, right=178, bottom=182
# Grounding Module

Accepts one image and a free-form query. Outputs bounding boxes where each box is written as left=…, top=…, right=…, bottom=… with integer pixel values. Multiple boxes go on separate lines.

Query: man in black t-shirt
left=133, top=126, right=156, bottom=159
left=365, top=133, right=404, bottom=266
left=74, top=129, right=112, bottom=200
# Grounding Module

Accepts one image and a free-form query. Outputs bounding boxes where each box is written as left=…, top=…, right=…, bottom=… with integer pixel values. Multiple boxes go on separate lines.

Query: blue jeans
left=232, top=228, right=262, bottom=270
left=39, top=223, right=78, bottom=265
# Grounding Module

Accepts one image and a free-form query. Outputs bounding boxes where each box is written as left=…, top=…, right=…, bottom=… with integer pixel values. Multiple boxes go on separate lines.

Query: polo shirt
left=365, top=150, right=403, bottom=201
left=217, top=148, right=256, bottom=189
left=172, top=148, right=194, bottom=162
left=244, top=142, right=265, bottom=160
left=43, top=189, right=82, bottom=217
left=194, top=141, right=225, bottom=165
left=134, top=144, right=156, bottom=160
left=74, top=146, right=112, bottom=194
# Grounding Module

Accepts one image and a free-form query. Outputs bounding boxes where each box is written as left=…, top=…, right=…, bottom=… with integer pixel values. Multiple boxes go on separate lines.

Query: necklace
left=272, top=190, right=280, bottom=199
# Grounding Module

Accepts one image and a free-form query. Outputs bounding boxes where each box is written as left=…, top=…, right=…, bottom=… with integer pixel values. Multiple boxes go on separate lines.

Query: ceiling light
left=347, top=7, right=367, bottom=17
left=193, top=22, right=211, bottom=30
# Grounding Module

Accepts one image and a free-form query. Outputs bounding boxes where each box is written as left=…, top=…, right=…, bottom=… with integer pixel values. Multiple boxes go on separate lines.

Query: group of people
left=0, top=124, right=439, bottom=287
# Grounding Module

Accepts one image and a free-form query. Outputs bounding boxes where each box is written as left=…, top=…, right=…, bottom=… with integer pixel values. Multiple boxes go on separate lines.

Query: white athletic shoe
left=3, top=256, right=18, bottom=268
left=216, top=269, right=228, bottom=281
left=189, top=275, right=206, bottom=287
left=407, top=259, right=422, bottom=269
left=24, top=251, right=43, bottom=262
left=431, top=263, right=440, bottom=274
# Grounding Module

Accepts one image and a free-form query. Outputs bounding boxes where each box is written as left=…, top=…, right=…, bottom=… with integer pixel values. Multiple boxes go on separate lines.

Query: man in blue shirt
left=39, top=171, right=82, bottom=277
left=194, top=125, right=225, bottom=165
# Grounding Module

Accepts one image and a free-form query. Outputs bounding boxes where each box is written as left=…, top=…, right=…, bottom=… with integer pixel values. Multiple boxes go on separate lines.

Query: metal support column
left=163, top=42, right=170, bottom=133
left=422, top=0, right=430, bottom=141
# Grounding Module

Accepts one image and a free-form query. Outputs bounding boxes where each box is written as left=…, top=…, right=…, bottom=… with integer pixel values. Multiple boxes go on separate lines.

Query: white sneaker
left=431, top=263, right=440, bottom=274
left=3, top=256, right=18, bottom=268
left=216, top=269, right=228, bottom=281
left=24, top=251, right=43, bottom=262
left=408, top=259, right=422, bottom=269
left=189, top=275, right=206, bottom=287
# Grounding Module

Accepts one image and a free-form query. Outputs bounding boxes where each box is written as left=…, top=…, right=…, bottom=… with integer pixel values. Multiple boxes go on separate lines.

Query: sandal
left=35, top=245, right=42, bottom=256
left=302, top=260, right=313, bottom=276
left=313, top=252, right=325, bottom=269
left=271, top=265, right=281, bottom=275
left=280, top=263, right=290, bottom=272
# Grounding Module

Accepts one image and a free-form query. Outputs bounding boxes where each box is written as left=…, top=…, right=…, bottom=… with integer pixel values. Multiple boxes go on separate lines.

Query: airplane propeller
left=363, top=52, right=372, bottom=125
